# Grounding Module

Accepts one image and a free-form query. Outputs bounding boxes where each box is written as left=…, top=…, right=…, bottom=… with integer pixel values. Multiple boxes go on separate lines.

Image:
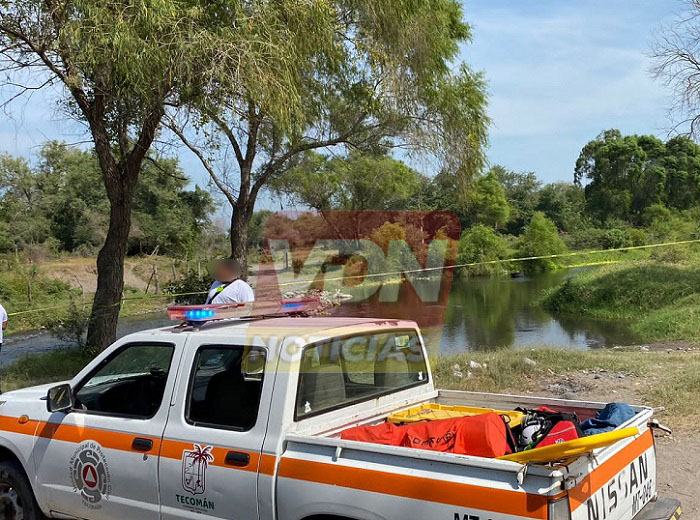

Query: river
left=2, top=268, right=639, bottom=366
left=330, top=268, right=639, bottom=354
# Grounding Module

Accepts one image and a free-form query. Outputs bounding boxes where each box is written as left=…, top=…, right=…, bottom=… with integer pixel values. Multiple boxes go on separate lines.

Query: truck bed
left=278, top=390, right=656, bottom=520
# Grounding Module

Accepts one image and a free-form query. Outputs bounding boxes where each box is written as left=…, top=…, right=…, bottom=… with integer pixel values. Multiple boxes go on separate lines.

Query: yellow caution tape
left=6, top=237, right=700, bottom=317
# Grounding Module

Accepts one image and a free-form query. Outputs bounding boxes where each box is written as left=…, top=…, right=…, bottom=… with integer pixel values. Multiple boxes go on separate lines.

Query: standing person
left=206, top=259, right=255, bottom=304
left=0, top=302, right=7, bottom=393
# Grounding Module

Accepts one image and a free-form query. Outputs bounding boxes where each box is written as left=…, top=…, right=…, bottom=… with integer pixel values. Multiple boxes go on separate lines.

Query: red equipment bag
left=537, top=420, right=581, bottom=447
left=340, top=422, right=404, bottom=446
left=341, top=413, right=511, bottom=458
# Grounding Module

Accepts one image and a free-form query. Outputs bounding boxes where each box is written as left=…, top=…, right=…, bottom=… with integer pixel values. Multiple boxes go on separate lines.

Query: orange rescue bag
left=341, top=413, right=511, bottom=458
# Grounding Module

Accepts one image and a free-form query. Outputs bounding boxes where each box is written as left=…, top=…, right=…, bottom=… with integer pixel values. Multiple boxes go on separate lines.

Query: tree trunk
left=230, top=207, right=250, bottom=278
left=86, top=195, right=133, bottom=350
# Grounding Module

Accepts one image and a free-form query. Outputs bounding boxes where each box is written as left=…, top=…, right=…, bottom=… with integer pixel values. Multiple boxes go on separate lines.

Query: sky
left=0, top=0, right=684, bottom=196
left=463, top=0, right=680, bottom=183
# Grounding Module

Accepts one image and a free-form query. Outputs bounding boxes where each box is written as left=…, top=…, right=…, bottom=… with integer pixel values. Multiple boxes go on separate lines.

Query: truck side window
left=73, top=343, right=175, bottom=419
left=296, top=330, right=428, bottom=420
left=186, top=346, right=266, bottom=431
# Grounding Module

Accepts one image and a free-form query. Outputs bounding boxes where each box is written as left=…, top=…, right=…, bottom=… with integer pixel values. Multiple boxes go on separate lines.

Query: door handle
left=132, top=437, right=154, bottom=452
left=225, top=451, right=250, bottom=467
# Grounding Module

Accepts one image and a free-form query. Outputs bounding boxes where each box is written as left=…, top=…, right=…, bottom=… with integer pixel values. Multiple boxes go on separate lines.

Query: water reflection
left=336, top=268, right=640, bottom=353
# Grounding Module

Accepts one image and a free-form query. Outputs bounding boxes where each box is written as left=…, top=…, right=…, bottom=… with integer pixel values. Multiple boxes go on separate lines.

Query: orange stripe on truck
left=35, top=419, right=164, bottom=454
left=159, top=439, right=276, bottom=474
left=0, top=413, right=656, bottom=516
left=0, top=415, right=276, bottom=475
left=278, top=458, right=550, bottom=519
left=568, top=429, right=654, bottom=510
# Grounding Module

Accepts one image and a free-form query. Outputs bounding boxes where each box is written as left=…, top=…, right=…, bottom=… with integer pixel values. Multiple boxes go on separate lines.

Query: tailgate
left=569, top=429, right=657, bottom=520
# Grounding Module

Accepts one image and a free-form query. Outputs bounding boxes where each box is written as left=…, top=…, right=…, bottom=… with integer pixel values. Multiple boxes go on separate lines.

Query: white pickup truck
left=0, top=309, right=681, bottom=520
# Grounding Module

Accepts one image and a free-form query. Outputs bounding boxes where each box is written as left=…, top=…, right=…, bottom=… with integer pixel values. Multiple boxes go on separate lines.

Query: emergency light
left=167, top=298, right=321, bottom=323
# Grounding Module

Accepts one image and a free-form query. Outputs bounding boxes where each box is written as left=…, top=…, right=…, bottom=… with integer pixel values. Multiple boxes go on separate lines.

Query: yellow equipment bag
left=387, top=403, right=524, bottom=429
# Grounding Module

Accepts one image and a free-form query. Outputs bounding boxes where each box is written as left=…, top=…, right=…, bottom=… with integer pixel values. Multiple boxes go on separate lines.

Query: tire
left=0, top=461, right=45, bottom=520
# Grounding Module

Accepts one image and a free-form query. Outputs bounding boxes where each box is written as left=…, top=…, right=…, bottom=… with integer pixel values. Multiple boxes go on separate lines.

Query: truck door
left=32, top=338, right=185, bottom=519
left=158, top=339, right=271, bottom=520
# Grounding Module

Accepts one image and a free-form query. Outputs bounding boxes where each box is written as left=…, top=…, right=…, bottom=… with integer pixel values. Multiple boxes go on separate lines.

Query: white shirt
left=206, top=280, right=255, bottom=305
left=0, top=303, right=7, bottom=344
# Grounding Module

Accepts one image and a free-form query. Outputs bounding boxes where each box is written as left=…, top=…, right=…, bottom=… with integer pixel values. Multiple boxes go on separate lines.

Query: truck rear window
left=295, top=330, right=428, bottom=420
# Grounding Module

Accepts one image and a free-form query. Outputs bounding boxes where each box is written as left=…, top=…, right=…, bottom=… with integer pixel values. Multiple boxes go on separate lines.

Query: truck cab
left=0, top=308, right=682, bottom=520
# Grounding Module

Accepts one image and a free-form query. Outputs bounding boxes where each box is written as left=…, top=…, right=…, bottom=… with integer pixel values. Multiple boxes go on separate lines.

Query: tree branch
left=206, top=109, right=245, bottom=167
left=165, top=116, right=237, bottom=206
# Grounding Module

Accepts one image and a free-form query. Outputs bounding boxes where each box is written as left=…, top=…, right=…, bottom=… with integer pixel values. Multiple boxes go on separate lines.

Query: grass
left=432, top=349, right=700, bottom=427
left=2, top=348, right=94, bottom=391
left=541, top=247, right=700, bottom=342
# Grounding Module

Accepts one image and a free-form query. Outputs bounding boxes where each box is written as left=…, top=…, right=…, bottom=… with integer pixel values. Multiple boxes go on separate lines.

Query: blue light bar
left=280, top=302, right=303, bottom=310
left=185, top=309, right=216, bottom=321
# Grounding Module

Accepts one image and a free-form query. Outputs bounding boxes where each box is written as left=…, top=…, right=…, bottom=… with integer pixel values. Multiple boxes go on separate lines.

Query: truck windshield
left=295, top=329, right=428, bottom=420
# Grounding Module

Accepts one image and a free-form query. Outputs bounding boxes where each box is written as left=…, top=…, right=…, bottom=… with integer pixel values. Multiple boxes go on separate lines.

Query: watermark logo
left=246, top=210, right=460, bottom=367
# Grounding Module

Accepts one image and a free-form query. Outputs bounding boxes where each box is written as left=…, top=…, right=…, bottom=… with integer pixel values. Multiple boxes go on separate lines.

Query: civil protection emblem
left=69, top=441, right=111, bottom=509
left=182, top=444, right=214, bottom=495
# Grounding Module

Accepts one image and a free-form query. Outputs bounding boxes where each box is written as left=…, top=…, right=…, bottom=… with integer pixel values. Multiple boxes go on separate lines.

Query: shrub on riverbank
left=455, top=225, right=512, bottom=277
left=541, top=253, right=700, bottom=341
left=516, top=212, right=567, bottom=273
left=0, top=269, right=79, bottom=333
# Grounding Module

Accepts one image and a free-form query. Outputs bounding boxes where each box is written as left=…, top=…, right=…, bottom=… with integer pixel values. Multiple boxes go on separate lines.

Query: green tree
left=271, top=152, right=425, bottom=211
left=491, top=165, right=541, bottom=235
left=465, top=172, right=510, bottom=229
left=456, top=225, right=510, bottom=276
left=0, top=142, right=214, bottom=257
left=246, top=210, right=273, bottom=250
left=573, top=130, right=700, bottom=224
left=0, top=154, right=52, bottom=250
left=536, top=182, right=586, bottom=232
left=517, top=212, right=567, bottom=273
left=1, top=0, right=303, bottom=349
left=167, top=0, right=489, bottom=273
left=662, top=136, right=700, bottom=209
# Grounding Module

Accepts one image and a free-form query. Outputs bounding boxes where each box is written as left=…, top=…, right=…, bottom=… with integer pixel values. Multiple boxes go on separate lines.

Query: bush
left=43, top=300, right=91, bottom=351
left=644, top=208, right=699, bottom=243
left=456, top=225, right=511, bottom=276
left=600, top=228, right=633, bottom=249
left=516, top=212, right=567, bottom=273
left=164, top=270, right=211, bottom=304
left=564, top=227, right=607, bottom=250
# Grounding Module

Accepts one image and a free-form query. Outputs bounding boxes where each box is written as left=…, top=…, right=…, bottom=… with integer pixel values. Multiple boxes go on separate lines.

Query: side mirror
left=47, top=384, right=74, bottom=413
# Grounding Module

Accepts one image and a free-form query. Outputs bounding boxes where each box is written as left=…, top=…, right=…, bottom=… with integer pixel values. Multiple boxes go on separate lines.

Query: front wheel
left=0, top=461, right=45, bottom=520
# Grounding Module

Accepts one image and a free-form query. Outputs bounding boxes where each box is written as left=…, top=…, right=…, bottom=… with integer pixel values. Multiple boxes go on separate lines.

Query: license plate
left=581, top=448, right=656, bottom=520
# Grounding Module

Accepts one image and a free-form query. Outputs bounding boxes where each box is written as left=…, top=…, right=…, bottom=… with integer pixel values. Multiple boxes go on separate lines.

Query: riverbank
left=1, top=255, right=187, bottom=335
left=434, top=347, right=700, bottom=429
left=541, top=251, right=700, bottom=343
